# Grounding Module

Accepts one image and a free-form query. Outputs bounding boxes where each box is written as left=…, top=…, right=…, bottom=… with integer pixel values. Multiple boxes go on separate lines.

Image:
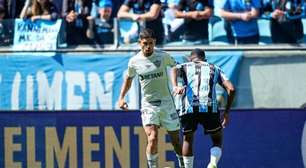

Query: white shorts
left=141, top=98, right=180, bottom=131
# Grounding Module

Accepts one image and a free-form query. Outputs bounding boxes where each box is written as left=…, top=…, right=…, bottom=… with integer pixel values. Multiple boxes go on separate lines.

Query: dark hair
left=139, top=28, right=155, bottom=40
left=190, top=48, right=206, bottom=61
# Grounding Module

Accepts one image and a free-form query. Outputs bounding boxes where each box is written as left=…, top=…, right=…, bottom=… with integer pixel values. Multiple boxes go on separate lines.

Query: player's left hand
left=118, top=99, right=129, bottom=111
left=222, top=112, right=229, bottom=128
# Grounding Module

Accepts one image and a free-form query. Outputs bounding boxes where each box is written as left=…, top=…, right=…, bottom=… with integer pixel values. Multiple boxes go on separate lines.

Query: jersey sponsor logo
left=148, top=100, right=162, bottom=106
left=139, top=71, right=163, bottom=81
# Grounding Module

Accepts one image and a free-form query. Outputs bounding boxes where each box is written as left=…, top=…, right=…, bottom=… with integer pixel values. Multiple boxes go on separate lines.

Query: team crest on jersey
left=153, top=60, right=161, bottom=67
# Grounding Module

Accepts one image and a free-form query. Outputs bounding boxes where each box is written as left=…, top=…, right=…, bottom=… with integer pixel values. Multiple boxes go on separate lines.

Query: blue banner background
left=0, top=109, right=305, bottom=168
left=0, top=51, right=242, bottom=110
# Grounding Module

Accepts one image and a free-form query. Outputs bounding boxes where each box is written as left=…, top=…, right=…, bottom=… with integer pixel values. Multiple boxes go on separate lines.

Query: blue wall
left=0, top=109, right=305, bottom=168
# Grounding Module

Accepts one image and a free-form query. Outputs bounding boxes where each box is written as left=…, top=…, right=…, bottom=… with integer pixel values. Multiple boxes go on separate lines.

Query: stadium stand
left=209, top=16, right=230, bottom=45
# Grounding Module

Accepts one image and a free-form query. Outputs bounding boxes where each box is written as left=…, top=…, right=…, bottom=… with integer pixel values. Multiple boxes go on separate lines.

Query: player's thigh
left=198, top=113, right=222, bottom=135
left=159, top=99, right=180, bottom=131
left=180, top=113, right=198, bottom=135
left=141, top=105, right=160, bottom=127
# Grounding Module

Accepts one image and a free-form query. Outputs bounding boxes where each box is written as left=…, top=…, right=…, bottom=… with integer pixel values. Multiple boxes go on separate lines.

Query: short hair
left=190, top=48, right=206, bottom=61
left=139, top=28, right=156, bottom=40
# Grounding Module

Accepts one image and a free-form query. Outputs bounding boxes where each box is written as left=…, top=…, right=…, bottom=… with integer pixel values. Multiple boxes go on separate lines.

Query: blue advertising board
left=0, top=109, right=305, bottom=168
left=0, top=51, right=242, bottom=110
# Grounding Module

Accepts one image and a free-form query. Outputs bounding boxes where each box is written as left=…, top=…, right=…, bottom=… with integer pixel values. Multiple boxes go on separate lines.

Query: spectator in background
left=20, top=0, right=59, bottom=21
left=261, top=0, right=304, bottom=44
left=62, top=0, right=92, bottom=45
left=0, top=4, right=7, bottom=45
left=0, top=3, right=5, bottom=19
left=220, top=0, right=261, bottom=44
left=117, top=0, right=165, bottom=45
left=0, top=2, right=14, bottom=45
left=6, top=0, right=26, bottom=18
left=87, top=0, right=114, bottom=45
left=175, top=0, right=213, bottom=44
left=162, top=0, right=185, bottom=42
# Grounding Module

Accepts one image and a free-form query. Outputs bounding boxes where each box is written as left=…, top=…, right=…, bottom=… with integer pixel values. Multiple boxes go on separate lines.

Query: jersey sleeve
left=164, top=53, right=177, bottom=67
left=127, top=59, right=136, bottom=78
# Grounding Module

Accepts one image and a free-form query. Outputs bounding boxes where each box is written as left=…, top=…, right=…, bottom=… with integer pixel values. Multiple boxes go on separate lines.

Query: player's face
left=139, top=38, right=155, bottom=57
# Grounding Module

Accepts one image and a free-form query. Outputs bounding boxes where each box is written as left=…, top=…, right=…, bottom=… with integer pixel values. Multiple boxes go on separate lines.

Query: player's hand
left=118, top=99, right=129, bottom=111
left=222, top=112, right=229, bottom=128
left=172, top=86, right=185, bottom=96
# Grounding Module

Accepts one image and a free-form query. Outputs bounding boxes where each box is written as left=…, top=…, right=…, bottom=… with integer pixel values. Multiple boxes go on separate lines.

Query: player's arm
left=171, top=66, right=185, bottom=95
left=171, top=67, right=180, bottom=95
left=217, top=69, right=235, bottom=127
left=222, top=80, right=235, bottom=114
left=118, top=76, right=133, bottom=110
left=220, top=79, right=235, bottom=128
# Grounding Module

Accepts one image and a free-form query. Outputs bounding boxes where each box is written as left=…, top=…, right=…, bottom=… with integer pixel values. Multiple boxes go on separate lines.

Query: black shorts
left=180, top=111, right=222, bottom=135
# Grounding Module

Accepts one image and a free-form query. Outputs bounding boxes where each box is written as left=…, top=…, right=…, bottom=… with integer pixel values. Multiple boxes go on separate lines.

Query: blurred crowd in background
left=0, top=0, right=306, bottom=47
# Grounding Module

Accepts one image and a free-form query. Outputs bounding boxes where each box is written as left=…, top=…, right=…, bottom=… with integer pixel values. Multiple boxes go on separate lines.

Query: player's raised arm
left=118, top=76, right=133, bottom=111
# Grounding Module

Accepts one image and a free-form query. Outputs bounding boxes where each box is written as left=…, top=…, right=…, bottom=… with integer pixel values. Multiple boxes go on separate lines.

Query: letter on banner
left=4, top=127, right=22, bottom=168
left=66, top=71, right=85, bottom=110
left=88, top=72, right=114, bottom=110
left=83, top=127, right=100, bottom=168
left=11, top=72, right=21, bottom=110
left=105, top=127, right=130, bottom=168
left=37, top=71, right=63, bottom=110
left=27, top=127, right=42, bottom=168
left=45, top=127, right=77, bottom=168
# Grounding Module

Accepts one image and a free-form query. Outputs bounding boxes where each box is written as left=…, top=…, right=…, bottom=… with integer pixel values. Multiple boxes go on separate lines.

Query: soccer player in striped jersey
left=172, top=48, right=235, bottom=168
left=118, top=28, right=184, bottom=168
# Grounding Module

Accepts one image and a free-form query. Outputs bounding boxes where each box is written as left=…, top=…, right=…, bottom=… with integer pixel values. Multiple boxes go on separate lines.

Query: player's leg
left=182, top=131, right=195, bottom=168
left=200, top=113, right=223, bottom=168
left=168, top=130, right=185, bottom=168
left=179, top=113, right=197, bottom=168
left=144, top=124, right=159, bottom=168
left=141, top=105, right=161, bottom=168
left=160, top=99, right=185, bottom=168
left=207, top=130, right=223, bottom=168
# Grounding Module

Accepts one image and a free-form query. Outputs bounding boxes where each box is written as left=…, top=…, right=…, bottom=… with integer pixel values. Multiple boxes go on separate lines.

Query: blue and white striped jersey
left=176, top=61, right=229, bottom=115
